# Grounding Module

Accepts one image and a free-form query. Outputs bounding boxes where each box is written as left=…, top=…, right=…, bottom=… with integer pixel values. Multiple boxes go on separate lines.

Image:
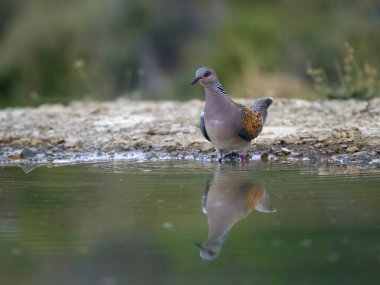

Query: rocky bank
left=0, top=98, right=379, bottom=167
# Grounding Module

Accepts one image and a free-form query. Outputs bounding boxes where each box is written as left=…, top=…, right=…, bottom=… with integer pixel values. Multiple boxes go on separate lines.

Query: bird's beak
left=191, top=76, right=202, bottom=85
left=194, top=242, right=204, bottom=250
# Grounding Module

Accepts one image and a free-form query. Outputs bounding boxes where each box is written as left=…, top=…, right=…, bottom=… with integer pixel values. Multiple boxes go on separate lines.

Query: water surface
left=0, top=161, right=379, bottom=285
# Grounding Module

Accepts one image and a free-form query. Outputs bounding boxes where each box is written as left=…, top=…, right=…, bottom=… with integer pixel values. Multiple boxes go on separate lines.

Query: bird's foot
left=239, top=154, right=247, bottom=165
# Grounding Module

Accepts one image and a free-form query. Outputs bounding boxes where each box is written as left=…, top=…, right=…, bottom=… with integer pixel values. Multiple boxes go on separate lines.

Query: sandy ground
left=0, top=98, right=379, bottom=167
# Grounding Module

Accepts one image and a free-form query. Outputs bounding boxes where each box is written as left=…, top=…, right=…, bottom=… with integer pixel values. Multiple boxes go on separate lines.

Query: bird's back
left=235, top=97, right=273, bottom=141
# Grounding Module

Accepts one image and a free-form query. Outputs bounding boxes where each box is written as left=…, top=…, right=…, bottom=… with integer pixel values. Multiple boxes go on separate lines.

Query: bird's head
left=194, top=242, right=222, bottom=260
left=191, top=67, right=218, bottom=87
left=194, top=233, right=227, bottom=260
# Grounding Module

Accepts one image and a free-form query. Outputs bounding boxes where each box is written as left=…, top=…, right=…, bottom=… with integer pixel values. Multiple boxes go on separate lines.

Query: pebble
left=346, top=146, right=359, bottom=154
left=260, top=152, right=269, bottom=162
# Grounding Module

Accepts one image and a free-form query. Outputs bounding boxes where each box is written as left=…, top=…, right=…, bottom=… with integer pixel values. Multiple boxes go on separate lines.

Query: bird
left=191, top=67, right=273, bottom=162
left=195, top=164, right=276, bottom=260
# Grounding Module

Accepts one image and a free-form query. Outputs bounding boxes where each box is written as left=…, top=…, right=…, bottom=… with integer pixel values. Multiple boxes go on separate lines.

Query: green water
left=0, top=161, right=379, bottom=285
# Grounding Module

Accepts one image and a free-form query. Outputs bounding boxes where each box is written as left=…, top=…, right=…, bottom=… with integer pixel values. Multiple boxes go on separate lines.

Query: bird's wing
left=240, top=184, right=276, bottom=214
left=240, top=183, right=264, bottom=214
left=235, top=103, right=263, bottom=141
left=200, top=112, right=211, bottom=142
left=254, top=189, right=277, bottom=213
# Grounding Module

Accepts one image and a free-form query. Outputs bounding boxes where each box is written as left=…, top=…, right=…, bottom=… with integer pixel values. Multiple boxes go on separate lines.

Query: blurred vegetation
left=0, top=0, right=379, bottom=107
left=307, top=43, right=379, bottom=99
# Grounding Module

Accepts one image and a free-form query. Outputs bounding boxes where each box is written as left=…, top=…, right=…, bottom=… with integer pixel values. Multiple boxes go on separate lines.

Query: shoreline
left=1, top=98, right=379, bottom=168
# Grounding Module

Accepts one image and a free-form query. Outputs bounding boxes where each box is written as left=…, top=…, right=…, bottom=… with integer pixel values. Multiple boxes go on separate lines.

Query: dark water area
left=0, top=161, right=379, bottom=285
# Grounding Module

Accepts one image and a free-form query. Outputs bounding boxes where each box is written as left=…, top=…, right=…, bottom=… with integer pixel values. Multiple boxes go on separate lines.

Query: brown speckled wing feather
left=240, top=183, right=264, bottom=216
left=235, top=103, right=263, bottom=141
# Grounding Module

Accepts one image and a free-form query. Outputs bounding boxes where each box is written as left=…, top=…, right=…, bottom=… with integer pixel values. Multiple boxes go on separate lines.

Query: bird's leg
left=216, top=149, right=223, bottom=163
left=239, top=154, right=245, bottom=166
left=239, top=150, right=247, bottom=164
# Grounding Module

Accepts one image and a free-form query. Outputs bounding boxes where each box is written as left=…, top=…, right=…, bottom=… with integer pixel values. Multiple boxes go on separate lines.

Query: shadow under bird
left=191, top=67, right=273, bottom=162
left=195, top=165, right=276, bottom=260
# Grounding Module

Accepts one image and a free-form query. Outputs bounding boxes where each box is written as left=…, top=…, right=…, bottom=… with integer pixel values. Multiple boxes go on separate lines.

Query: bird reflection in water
left=195, top=164, right=276, bottom=260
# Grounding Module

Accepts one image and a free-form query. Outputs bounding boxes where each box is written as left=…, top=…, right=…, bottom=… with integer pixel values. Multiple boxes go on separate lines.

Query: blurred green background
left=0, top=0, right=379, bottom=107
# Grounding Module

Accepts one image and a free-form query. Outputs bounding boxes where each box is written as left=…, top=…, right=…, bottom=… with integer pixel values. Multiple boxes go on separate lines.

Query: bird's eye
left=204, top=71, right=211, bottom=77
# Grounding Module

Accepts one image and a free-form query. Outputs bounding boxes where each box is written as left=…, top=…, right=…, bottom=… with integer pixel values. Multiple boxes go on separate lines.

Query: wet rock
left=281, top=147, right=291, bottom=155
left=144, top=152, right=159, bottom=161
left=20, top=147, right=37, bottom=159
left=274, top=147, right=291, bottom=157
left=293, top=153, right=303, bottom=158
left=260, top=152, right=269, bottom=162
left=7, top=153, right=21, bottom=160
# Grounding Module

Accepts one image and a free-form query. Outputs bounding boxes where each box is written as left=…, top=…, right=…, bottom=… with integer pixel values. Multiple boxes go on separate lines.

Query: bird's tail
left=250, top=97, right=273, bottom=124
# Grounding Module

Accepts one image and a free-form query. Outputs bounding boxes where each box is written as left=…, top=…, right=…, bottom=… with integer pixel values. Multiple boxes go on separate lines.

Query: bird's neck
left=203, top=83, right=234, bottom=114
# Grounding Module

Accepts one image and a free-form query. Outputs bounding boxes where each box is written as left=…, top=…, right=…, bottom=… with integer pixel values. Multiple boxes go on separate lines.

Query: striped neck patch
left=216, top=84, right=227, bottom=95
